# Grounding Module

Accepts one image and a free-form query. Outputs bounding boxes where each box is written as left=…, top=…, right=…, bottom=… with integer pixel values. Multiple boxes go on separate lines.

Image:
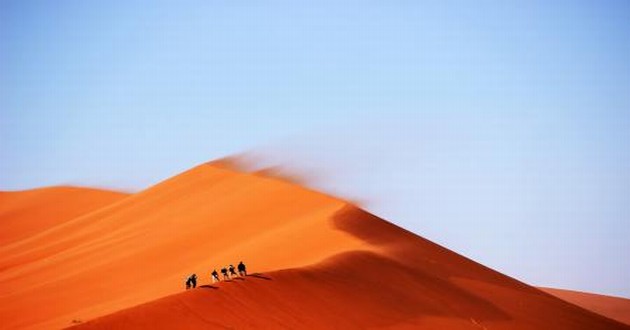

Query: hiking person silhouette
left=185, top=275, right=192, bottom=290
left=229, top=264, right=238, bottom=277
left=211, top=269, right=220, bottom=283
left=221, top=266, right=229, bottom=280
left=190, top=274, right=198, bottom=288
left=237, top=261, right=247, bottom=276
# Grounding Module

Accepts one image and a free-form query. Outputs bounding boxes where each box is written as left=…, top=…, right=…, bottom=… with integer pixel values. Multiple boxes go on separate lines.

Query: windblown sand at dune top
left=0, top=162, right=628, bottom=329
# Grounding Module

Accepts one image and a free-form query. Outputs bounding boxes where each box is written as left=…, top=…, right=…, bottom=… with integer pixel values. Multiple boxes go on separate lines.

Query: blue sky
left=2, top=1, right=630, bottom=297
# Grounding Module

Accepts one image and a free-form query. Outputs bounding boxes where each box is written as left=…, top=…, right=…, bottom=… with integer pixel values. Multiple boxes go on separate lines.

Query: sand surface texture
left=1, top=164, right=627, bottom=329
left=542, top=287, right=630, bottom=326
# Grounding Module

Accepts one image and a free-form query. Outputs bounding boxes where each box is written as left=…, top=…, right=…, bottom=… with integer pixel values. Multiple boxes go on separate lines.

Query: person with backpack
left=237, top=261, right=247, bottom=276
left=190, top=274, right=198, bottom=288
left=211, top=269, right=220, bottom=283
left=185, top=275, right=192, bottom=290
left=229, top=264, right=238, bottom=277
left=221, top=266, right=229, bottom=280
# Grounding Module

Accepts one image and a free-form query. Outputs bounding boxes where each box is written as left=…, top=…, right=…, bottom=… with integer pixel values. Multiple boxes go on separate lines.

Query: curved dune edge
left=1, top=163, right=628, bottom=330
left=72, top=206, right=629, bottom=330
left=0, top=164, right=373, bottom=329
left=540, top=287, right=630, bottom=326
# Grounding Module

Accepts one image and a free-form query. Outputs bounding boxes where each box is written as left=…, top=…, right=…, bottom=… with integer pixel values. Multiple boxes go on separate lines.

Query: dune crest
left=74, top=203, right=629, bottom=329
left=1, top=163, right=627, bottom=329
left=0, top=164, right=369, bottom=329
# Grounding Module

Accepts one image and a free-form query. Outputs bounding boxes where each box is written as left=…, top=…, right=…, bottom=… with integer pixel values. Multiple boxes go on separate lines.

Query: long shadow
left=199, top=285, right=219, bottom=289
left=329, top=206, right=514, bottom=326
left=249, top=273, right=272, bottom=280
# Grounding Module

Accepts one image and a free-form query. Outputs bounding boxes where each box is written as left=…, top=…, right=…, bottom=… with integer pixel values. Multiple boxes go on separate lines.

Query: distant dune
left=0, top=187, right=128, bottom=246
left=0, top=163, right=627, bottom=329
left=541, top=288, right=630, bottom=326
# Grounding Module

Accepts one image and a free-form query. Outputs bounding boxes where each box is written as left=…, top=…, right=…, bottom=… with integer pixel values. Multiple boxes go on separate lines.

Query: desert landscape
left=4, top=1, right=630, bottom=329
left=1, top=161, right=628, bottom=329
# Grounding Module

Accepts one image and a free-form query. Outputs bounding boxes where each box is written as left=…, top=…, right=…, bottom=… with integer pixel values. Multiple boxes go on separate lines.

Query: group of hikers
left=185, top=261, right=247, bottom=289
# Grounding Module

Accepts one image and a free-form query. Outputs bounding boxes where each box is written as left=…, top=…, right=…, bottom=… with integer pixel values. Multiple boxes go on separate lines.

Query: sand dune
left=0, top=164, right=367, bottom=329
left=541, top=287, right=630, bottom=326
left=73, top=205, right=629, bottom=330
left=0, top=187, right=127, bottom=246
left=1, top=163, right=628, bottom=329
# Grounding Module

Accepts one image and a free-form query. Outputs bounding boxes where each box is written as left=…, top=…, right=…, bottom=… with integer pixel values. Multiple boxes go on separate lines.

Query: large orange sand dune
left=0, top=163, right=628, bottom=329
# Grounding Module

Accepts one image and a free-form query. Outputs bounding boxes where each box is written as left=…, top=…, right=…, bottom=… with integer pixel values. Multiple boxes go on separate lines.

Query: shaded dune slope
left=541, top=288, right=630, bottom=326
left=1, top=164, right=627, bottom=329
left=75, top=206, right=629, bottom=329
left=0, top=164, right=368, bottom=329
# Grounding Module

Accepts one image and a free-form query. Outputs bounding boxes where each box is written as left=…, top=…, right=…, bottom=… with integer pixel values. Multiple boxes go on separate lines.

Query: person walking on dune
left=221, top=266, right=230, bottom=280
left=229, top=264, right=238, bottom=277
left=211, top=269, right=220, bottom=283
left=238, top=261, right=247, bottom=276
left=185, top=275, right=192, bottom=290
left=190, top=274, right=198, bottom=288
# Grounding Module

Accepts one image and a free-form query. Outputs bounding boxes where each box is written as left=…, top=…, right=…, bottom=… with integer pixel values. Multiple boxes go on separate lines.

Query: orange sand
left=541, top=287, right=630, bottom=326
left=0, top=187, right=127, bottom=246
left=0, top=163, right=628, bottom=329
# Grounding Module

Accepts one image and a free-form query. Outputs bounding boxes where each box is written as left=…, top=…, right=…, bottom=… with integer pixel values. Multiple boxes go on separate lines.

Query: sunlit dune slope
left=541, top=287, right=630, bottom=326
left=73, top=205, right=630, bottom=330
left=0, top=187, right=128, bottom=246
left=2, top=163, right=628, bottom=330
left=0, top=164, right=369, bottom=329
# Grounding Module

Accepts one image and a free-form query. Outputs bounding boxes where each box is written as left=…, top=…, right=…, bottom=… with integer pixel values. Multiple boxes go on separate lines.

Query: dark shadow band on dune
left=249, top=273, right=272, bottom=280
left=70, top=250, right=510, bottom=330
left=332, top=204, right=537, bottom=291
left=330, top=205, right=630, bottom=330
left=69, top=204, right=630, bottom=330
left=303, top=250, right=512, bottom=324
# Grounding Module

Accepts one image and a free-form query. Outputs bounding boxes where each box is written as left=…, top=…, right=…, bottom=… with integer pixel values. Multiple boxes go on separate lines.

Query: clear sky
left=2, top=1, right=629, bottom=297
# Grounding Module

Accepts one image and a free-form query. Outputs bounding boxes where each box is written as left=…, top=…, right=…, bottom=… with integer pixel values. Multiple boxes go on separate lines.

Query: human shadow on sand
left=249, top=273, right=272, bottom=281
left=199, top=285, right=219, bottom=289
